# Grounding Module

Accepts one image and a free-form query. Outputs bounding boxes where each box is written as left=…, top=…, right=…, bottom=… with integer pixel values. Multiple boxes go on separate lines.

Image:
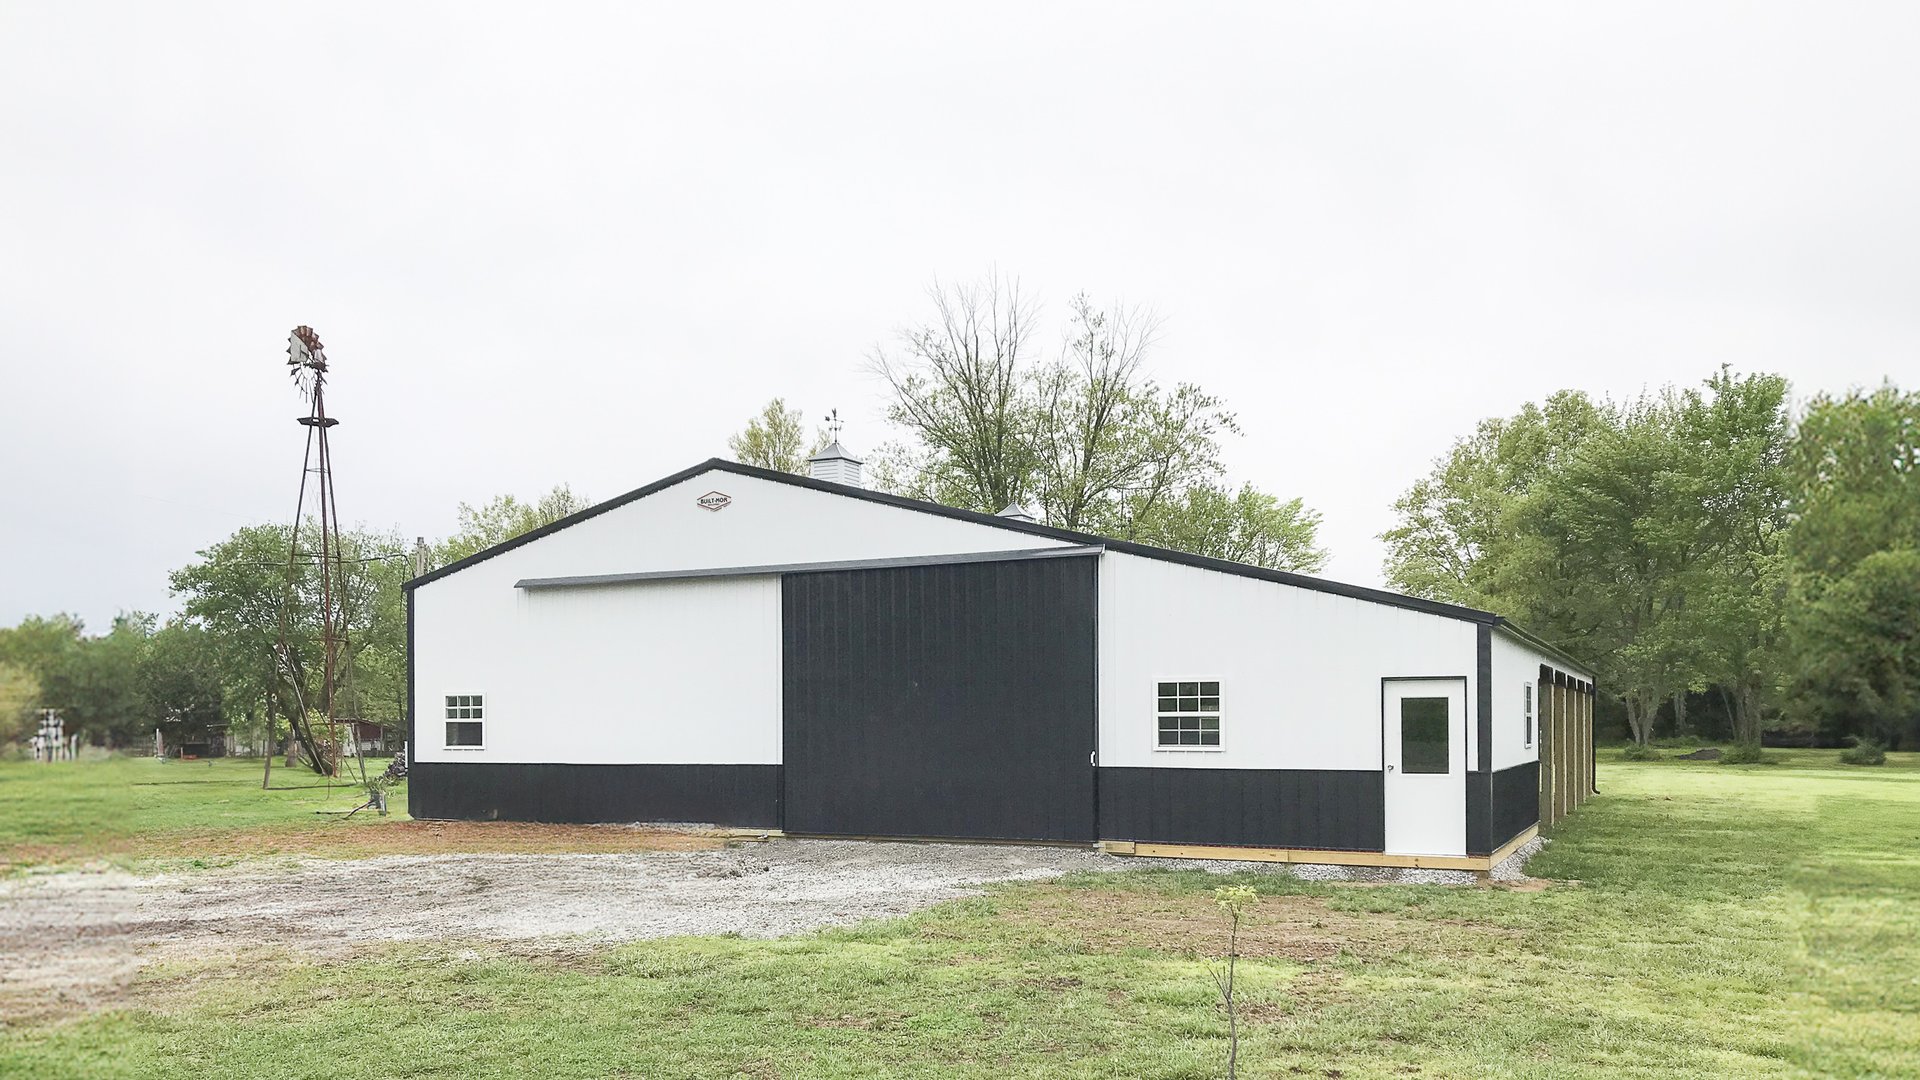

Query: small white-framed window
left=1523, top=682, right=1534, bottom=749
left=444, top=693, right=485, bottom=749
left=1155, top=680, right=1222, bottom=750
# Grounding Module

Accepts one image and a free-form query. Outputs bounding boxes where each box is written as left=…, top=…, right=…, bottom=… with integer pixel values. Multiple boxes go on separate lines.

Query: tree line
left=1382, top=371, right=1919, bottom=750
left=0, top=488, right=589, bottom=759
left=2, top=273, right=1912, bottom=757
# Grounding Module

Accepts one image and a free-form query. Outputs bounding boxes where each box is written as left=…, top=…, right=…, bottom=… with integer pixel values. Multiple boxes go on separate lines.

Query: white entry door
left=1382, top=678, right=1468, bottom=857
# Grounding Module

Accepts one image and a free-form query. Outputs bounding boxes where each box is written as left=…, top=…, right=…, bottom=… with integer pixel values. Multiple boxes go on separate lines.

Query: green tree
left=1678, top=369, right=1793, bottom=745
left=727, top=398, right=824, bottom=473
left=341, top=550, right=411, bottom=731
left=435, top=485, right=590, bottom=567
left=1789, top=549, right=1920, bottom=748
left=1383, top=372, right=1792, bottom=746
left=1517, top=392, right=1714, bottom=744
left=1381, top=390, right=1605, bottom=610
left=171, top=523, right=408, bottom=771
left=1783, top=384, right=1920, bottom=586
left=0, top=612, right=152, bottom=745
left=138, top=622, right=226, bottom=748
left=63, top=613, right=154, bottom=745
left=1781, top=383, right=1920, bottom=745
left=0, top=611, right=84, bottom=676
left=1131, top=483, right=1327, bottom=573
left=0, top=616, right=81, bottom=745
left=0, top=662, right=38, bottom=743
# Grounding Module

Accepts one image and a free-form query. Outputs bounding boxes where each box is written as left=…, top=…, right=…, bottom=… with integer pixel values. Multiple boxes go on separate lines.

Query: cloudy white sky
left=3, top=3, right=1916, bottom=630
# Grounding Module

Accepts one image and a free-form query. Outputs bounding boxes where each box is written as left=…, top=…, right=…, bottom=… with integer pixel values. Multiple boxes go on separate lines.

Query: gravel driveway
left=1, top=836, right=1532, bottom=1018
left=0, top=839, right=1198, bottom=1016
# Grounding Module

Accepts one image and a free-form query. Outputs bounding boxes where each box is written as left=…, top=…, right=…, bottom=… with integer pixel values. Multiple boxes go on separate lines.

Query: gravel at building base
left=1283, top=861, right=1479, bottom=885
left=0, top=836, right=1539, bottom=1014
left=1489, top=836, right=1547, bottom=881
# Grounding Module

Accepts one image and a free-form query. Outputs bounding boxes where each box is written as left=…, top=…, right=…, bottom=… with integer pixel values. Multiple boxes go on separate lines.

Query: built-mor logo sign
left=696, top=490, right=733, bottom=512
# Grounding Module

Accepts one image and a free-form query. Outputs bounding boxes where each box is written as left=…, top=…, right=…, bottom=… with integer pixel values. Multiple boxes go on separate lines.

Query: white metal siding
left=1489, top=628, right=1594, bottom=772
left=1488, top=632, right=1537, bottom=772
left=411, top=468, right=1072, bottom=765
left=417, top=576, right=781, bottom=764
left=1096, top=553, right=1480, bottom=771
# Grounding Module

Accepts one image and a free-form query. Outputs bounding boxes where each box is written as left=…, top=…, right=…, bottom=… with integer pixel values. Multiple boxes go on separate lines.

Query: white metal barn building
left=407, top=447, right=1597, bottom=870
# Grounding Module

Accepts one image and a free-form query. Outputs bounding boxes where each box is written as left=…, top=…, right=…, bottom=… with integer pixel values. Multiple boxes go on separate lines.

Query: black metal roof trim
left=515, top=545, right=1105, bottom=590
left=405, top=459, right=730, bottom=592
left=409, top=456, right=1500, bottom=625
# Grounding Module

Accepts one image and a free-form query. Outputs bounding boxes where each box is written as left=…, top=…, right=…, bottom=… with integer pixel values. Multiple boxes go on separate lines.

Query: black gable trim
left=406, top=457, right=1501, bottom=625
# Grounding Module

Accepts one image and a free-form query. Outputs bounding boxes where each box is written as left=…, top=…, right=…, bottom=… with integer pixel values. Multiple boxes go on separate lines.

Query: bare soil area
left=0, top=839, right=1151, bottom=1021
left=6, top=819, right=723, bottom=868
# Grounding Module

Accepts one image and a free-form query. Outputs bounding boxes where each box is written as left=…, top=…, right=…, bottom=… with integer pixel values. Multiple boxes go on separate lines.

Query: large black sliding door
left=782, top=553, right=1098, bottom=842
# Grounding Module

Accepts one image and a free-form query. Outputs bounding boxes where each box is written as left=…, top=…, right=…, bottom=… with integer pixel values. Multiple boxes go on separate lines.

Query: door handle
left=1386, top=764, right=1395, bottom=772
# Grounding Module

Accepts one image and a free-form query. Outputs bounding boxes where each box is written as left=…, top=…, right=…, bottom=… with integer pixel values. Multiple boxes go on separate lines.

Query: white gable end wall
left=1097, top=552, right=1481, bottom=772
left=412, top=469, right=1073, bottom=766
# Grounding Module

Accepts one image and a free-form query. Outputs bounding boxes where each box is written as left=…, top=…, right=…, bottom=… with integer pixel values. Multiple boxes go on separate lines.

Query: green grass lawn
left=0, top=757, right=717, bottom=870
left=3, top=750, right=1917, bottom=1078
left=0, top=755, right=408, bottom=870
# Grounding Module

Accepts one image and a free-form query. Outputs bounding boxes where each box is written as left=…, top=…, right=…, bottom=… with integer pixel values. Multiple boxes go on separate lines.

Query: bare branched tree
left=869, top=273, right=1324, bottom=570
left=1030, top=294, right=1240, bottom=533
left=1029, top=295, right=1161, bottom=528
left=868, top=271, right=1039, bottom=512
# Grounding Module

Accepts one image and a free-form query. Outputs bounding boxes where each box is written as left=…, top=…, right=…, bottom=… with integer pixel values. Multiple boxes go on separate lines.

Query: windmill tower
left=273, top=326, right=361, bottom=782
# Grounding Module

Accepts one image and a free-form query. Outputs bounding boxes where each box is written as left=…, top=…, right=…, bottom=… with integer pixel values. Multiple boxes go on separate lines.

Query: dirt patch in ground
left=5, top=820, right=722, bottom=870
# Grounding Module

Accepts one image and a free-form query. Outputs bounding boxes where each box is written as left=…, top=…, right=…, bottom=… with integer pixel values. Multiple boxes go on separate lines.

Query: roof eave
left=1492, top=618, right=1595, bottom=681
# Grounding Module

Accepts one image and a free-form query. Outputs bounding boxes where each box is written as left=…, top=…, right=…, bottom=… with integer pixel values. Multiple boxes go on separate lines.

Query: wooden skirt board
left=780, top=555, right=1098, bottom=843
left=1101, top=826, right=1538, bottom=872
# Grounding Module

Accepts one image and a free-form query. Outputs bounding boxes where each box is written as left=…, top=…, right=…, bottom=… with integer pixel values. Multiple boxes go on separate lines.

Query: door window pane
left=1401, top=697, right=1450, bottom=774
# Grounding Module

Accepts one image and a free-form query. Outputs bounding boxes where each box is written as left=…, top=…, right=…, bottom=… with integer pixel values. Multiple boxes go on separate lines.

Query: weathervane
left=824, top=408, right=844, bottom=441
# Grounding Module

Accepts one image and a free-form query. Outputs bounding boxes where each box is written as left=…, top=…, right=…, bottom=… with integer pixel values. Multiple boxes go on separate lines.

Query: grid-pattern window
left=445, top=694, right=484, bottom=748
left=1156, top=681, right=1221, bottom=748
left=1523, top=683, right=1534, bottom=748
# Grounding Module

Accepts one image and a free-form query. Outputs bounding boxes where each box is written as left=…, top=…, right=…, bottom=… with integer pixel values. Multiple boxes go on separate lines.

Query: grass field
left=3, top=750, right=1917, bottom=1078
left=0, top=757, right=716, bottom=870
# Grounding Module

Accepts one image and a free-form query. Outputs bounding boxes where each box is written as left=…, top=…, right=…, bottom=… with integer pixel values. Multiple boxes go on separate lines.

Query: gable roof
left=407, top=457, right=1500, bottom=625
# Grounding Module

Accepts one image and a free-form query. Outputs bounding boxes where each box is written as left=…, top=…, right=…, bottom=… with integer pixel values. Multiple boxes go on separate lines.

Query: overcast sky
left=3, top=3, right=1916, bottom=630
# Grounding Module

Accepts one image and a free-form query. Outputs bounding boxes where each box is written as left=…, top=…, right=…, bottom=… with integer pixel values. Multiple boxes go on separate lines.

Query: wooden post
left=1560, top=681, right=1573, bottom=820
left=261, top=704, right=275, bottom=791
left=1539, top=681, right=1555, bottom=828
left=1582, top=689, right=1595, bottom=800
left=1576, top=689, right=1587, bottom=807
